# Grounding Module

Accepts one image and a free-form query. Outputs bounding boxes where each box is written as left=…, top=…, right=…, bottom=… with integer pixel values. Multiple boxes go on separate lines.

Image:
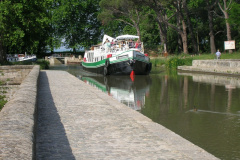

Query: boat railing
left=85, top=41, right=145, bottom=62
left=104, top=42, right=144, bottom=53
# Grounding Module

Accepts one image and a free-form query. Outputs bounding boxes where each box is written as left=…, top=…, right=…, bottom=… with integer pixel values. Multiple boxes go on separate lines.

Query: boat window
left=117, top=54, right=128, bottom=59
left=91, top=53, right=93, bottom=62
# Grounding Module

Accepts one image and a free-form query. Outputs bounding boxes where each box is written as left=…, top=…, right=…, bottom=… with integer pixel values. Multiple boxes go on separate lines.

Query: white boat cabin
left=84, top=35, right=146, bottom=63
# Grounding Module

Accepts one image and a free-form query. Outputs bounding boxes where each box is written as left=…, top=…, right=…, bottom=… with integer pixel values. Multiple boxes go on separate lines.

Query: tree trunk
left=224, top=12, right=232, bottom=53
left=136, top=26, right=141, bottom=41
left=134, top=8, right=141, bottom=41
left=208, top=13, right=216, bottom=54
left=176, top=0, right=188, bottom=54
left=162, top=16, right=168, bottom=53
left=176, top=14, right=183, bottom=53
left=155, top=0, right=189, bottom=54
left=206, top=0, right=216, bottom=54
left=183, top=0, right=198, bottom=54
left=218, top=0, right=233, bottom=53
left=156, top=13, right=168, bottom=53
left=178, top=35, right=183, bottom=53
left=0, top=36, right=6, bottom=64
left=181, top=22, right=188, bottom=54
left=225, top=14, right=232, bottom=38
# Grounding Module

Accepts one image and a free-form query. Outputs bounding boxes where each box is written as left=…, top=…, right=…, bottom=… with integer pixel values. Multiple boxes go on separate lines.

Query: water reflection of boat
left=81, top=75, right=151, bottom=111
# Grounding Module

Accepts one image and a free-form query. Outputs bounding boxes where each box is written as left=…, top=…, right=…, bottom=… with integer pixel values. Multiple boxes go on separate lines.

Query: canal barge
left=82, top=35, right=152, bottom=76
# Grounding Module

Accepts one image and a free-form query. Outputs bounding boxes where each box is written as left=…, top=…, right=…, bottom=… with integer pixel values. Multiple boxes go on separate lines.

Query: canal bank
left=36, top=70, right=218, bottom=159
left=0, top=66, right=219, bottom=159
left=0, top=65, right=39, bottom=160
left=178, top=59, right=240, bottom=75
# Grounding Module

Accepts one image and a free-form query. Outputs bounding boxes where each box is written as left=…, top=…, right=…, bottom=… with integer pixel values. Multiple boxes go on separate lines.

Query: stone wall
left=0, top=65, right=34, bottom=101
left=0, top=65, right=33, bottom=85
left=192, top=59, right=240, bottom=68
left=64, top=56, right=82, bottom=64
left=48, top=57, right=63, bottom=65
left=0, top=65, right=40, bottom=160
left=178, top=60, right=240, bottom=75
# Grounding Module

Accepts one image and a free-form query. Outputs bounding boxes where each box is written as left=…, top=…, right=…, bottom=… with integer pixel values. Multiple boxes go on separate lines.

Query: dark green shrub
left=36, top=59, right=50, bottom=69
left=150, top=58, right=166, bottom=67
left=165, top=56, right=193, bottom=69
left=166, top=57, right=184, bottom=69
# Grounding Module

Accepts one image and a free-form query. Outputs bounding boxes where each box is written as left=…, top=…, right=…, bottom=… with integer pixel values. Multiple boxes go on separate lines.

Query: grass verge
left=150, top=52, right=240, bottom=69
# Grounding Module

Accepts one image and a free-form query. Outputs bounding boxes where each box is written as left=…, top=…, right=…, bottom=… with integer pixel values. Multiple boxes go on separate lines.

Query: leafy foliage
left=0, top=0, right=52, bottom=55
left=0, top=0, right=240, bottom=64
left=53, top=0, right=102, bottom=48
left=98, top=0, right=142, bottom=38
left=166, top=57, right=187, bottom=69
left=229, top=2, right=240, bottom=47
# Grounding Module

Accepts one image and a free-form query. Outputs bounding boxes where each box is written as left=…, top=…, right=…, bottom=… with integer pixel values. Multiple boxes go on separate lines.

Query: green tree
left=229, top=2, right=240, bottom=49
left=218, top=0, right=233, bottom=53
left=0, top=0, right=52, bottom=63
left=98, top=0, right=142, bottom=40
left=205, top=0, right=218, bottom=54
left=52, top=0, right=101, bottom=50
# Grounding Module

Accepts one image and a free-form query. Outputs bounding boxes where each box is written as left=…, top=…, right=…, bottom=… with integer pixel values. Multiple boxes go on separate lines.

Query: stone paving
left=36, top=70, right=219, bottom=160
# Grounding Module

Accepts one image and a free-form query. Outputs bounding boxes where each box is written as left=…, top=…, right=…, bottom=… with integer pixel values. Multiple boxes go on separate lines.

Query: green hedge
left=35, top=59, right=50, bottom=70
left=10, top=59, right=50, bottom=70
left=151, top=56, right=193, bottom=69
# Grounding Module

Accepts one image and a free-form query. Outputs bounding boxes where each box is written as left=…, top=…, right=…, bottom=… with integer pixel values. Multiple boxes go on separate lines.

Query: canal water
left=50, top=64, right=240, bottom=160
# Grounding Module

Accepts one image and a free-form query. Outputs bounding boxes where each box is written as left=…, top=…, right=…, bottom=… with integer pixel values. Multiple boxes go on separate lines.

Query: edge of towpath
left=0, top=66, right=219, bottom=159
left=36, top=70, right=219, bottom=160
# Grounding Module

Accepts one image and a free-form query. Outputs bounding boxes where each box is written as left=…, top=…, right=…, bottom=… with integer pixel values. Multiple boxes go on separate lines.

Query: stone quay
left=178, top=59, right=240, bottom=75
left=0, top=66, right=219, bottom=160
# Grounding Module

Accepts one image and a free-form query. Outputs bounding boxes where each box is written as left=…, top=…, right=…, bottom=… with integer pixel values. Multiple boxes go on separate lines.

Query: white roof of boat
left=102, top=35, right=115, bottom=44
left=116, top=35, right=139, bottom=40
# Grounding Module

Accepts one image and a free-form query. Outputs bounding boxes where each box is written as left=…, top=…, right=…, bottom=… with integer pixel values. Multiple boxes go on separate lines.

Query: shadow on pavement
left=36, top=72, right=75, bottom=160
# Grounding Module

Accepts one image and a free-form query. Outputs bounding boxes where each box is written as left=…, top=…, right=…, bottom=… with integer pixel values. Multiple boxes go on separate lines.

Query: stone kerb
left=179, top=60, right=240, bottom=75
left=192, top=60, right=240, bottom=68
left=0, top=65, right=40, bottom=160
